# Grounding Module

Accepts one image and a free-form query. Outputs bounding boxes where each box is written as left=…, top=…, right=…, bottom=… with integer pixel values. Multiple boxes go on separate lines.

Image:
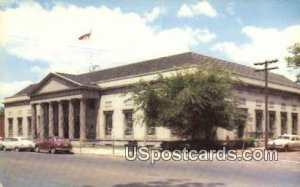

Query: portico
left=32, top=98, right=99, bottom=140
left=28, top=73, right=100, bottom=141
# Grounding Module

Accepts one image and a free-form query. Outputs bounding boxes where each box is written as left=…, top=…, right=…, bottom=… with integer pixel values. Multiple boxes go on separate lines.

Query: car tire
left=35, top=146, right=40, bottom=153
left=283, top=145, right=289, bottom=152
left=50, top=148, right=56, bottom=154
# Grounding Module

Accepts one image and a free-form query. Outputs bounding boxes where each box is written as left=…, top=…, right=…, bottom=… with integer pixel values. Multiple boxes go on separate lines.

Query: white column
left=95, top=99, right=101, bottom=140
left=31, top=104, right=37, bottom=139
left=39, top=104, right=45, bottom=139
left=58, top=101, right=64, bottom=137
left=80, top=99, right=87, bottom=141
left=49, top=103, right=54, bottom=137
left=68, top=100, right=75, bottom=140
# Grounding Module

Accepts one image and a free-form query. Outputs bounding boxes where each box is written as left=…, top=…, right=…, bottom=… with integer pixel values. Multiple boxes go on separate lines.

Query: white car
left=1, top=137, right=35, bottom=151
left=268, top=134, right=300, bottom=151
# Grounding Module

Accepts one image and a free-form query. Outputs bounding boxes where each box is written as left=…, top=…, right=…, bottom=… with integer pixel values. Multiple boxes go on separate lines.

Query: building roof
left=13, top=52, right=300, bottom=97
left=13, top=84, right=38, bottom=97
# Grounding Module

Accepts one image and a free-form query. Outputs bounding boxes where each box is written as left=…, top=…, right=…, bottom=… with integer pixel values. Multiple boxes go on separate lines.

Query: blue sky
left=0, top=0, right=300, bottom=104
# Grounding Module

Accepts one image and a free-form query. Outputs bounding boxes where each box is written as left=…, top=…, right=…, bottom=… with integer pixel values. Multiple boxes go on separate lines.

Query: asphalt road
left=0, top=151, right=299, bottom=187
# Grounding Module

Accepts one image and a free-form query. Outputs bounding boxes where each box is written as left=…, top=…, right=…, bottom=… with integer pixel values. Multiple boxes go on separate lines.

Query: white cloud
left=1, top=1, right=216, bottom=76
left=212, top=25, right=300, bottom=80
left=177, top=1, right=218, bottom=18
left=144, top=7, right=166, bottom=22
left=0, top=80, right=33, bottom=105
left=177, top=4, right=194, bottom=17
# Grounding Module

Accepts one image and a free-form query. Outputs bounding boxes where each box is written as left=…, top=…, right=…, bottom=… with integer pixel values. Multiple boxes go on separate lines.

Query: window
left=281, top=112, right=287, bottom=134
left=269, top=112, right=276, bottom=138
left=18, top=117, right=23, bottom=136
left=123, top=110, right=133, bottom=135
left=237, top=109, right=247, bottom=139
left=292, top=114, right=298, bottom=135
left=256, top=100, right=262, bottom=107
left=27, top=117, right=32, bottom=136
left=104, top=111, right=113, bottom=135
left=255, top=110, right=263, bottom=138
left=8, top=118, right=13, bottom=136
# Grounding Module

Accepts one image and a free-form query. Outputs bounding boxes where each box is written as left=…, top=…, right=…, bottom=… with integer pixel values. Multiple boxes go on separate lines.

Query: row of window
left=7, top=111, right=156, bottom=138
left=254, top=111, right=298, bottom=138
left=238, top=98, right=297, bottom=111
left=104, top=110, right=156, bottom=136
left=8, top=117, right=32, bottom=137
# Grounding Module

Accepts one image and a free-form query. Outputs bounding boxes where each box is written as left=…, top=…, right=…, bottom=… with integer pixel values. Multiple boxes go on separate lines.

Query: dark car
left=35, top=137, right=72, bottom=154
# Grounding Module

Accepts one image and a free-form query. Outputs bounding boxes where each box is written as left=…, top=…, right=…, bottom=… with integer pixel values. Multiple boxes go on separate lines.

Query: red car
left=35, top=137, right=72, bottom=154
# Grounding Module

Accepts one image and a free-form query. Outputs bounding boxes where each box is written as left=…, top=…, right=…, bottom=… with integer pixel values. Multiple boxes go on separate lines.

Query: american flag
left=78, top=32, right=91, bottom=40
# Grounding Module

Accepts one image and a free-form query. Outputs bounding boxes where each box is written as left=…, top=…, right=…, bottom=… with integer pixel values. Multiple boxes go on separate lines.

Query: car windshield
left=21, top=138, right=30, bottom=141
left=55, top=137, right=66, bottom=141
left=277, top=136, right=290, bottom=140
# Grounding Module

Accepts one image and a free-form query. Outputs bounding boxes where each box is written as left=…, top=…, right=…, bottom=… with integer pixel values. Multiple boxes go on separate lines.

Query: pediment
left=33, top=74, right=79, bottom=95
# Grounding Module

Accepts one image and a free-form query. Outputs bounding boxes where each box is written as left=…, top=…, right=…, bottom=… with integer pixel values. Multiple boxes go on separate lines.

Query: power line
left=254, top=59, right=278, bottom=150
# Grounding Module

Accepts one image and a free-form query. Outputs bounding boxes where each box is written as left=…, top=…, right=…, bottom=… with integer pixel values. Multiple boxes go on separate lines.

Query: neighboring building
left=0, top=107, right=4, bottom=138
left=3, top=52, right=300, bottom=145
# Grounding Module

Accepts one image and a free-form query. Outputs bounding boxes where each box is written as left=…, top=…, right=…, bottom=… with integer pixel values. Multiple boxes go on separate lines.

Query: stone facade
left=3, top=52, right=300, bottom=144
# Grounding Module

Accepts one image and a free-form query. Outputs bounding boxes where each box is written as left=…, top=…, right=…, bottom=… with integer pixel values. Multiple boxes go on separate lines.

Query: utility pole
left=254, top=60, right=278, bottom=149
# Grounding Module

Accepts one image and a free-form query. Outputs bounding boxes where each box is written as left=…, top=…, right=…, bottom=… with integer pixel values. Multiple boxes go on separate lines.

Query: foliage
left=286, top=43, right=300, bottom=81
left=132, top=66, right=247, bottom=140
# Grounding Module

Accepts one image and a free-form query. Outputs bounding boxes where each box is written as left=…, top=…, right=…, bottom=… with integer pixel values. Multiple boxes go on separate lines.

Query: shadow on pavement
left=114, top=179, right=225, bottom=187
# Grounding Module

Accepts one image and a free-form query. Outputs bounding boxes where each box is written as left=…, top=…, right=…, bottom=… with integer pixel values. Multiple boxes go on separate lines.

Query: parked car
left=0, top=137, right=3, bottom=150
left=35, top=137, right=72, bottom=154
left=268, top=134, right=300, bottom=151
left=1, top=137, right=35, bottom=151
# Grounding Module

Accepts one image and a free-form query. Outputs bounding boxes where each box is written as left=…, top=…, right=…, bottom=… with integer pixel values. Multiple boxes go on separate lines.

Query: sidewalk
left=71, top=145, right=266, bottom=157
left=71, top=146, right=126, bottom=157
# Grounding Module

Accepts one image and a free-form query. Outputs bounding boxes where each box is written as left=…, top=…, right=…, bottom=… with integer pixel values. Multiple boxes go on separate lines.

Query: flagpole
left=78, top=30, right=100, bottom=73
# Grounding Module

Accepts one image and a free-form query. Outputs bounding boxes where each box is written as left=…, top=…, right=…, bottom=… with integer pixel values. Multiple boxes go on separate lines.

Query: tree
left=132, top=66, right=246, bottom=141
left=286, top=43, right=300, bottom=82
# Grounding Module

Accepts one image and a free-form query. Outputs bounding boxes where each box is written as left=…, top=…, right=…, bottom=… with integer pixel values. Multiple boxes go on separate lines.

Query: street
left=0, top=151, right=299, bottom=187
